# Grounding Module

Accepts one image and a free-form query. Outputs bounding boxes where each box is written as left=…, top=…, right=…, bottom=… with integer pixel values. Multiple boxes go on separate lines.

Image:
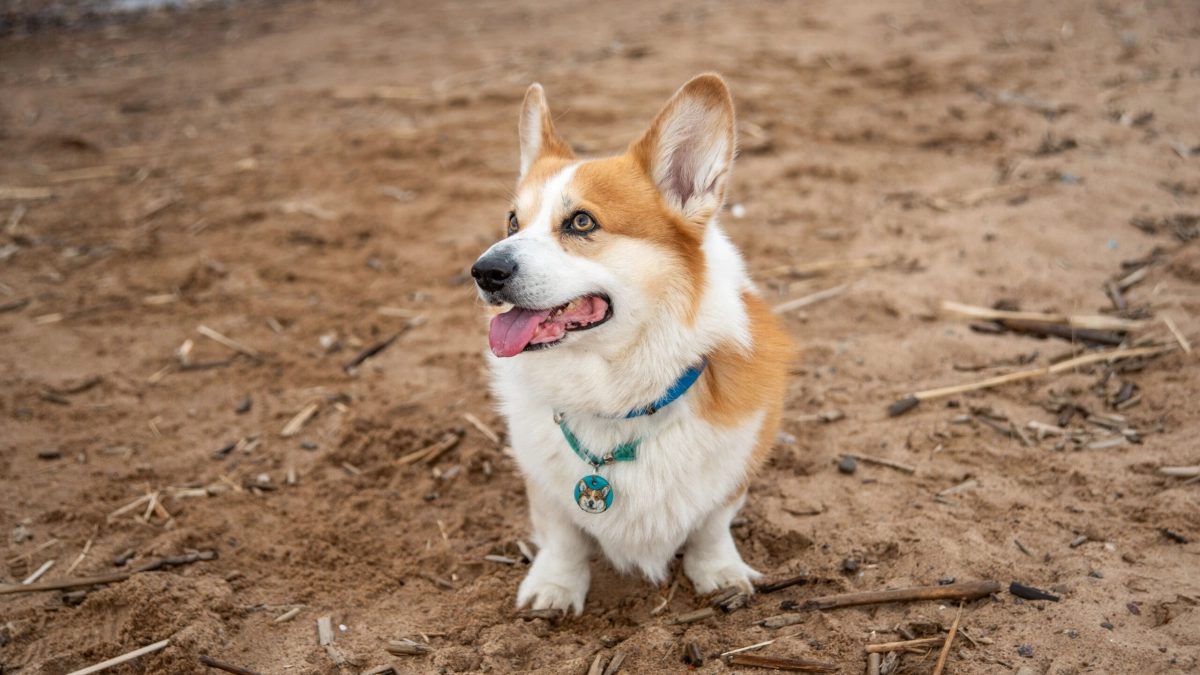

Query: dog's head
left=473, top=74, right=736, bottom=358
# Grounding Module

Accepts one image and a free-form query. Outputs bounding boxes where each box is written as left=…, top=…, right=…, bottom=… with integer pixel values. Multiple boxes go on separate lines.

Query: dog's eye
left=569, top=212, right=596, bottom=233
left=506, top=213, right=519, bottom=236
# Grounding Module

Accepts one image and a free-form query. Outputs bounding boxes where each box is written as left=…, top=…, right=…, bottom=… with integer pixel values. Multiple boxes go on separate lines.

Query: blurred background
left=1, top=1, right=1198, bottom=673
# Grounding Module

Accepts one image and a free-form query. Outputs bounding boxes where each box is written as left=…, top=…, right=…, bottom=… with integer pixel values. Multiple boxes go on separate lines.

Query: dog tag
left=574, top=475, right=613, bottom=514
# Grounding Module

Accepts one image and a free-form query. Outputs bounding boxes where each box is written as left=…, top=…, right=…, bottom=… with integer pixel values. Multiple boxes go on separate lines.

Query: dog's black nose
left=471, top=254, right=517, bottom=293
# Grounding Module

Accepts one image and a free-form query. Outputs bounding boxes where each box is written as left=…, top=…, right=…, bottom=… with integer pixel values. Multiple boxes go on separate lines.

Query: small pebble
left=37, top=449, right=62, bottom=460
left=1018, top=644, right=1034, bottom=658
left=842, top=558, right=858, bottom=573
left=235, top=397, right=252, bottom=414
left=1088, top=570, right=1104, bottom=579
left=300, top=440, right=318, bottom=450
left=1100, top=621, right=1114, bottom=630
left=938, top=577, right=956, bottom=585
left=1127, top=602, right=1141, bottom=616
left=1065, top=630, right=1079, bottom=639
left=837, top=456, right=857, bottom=474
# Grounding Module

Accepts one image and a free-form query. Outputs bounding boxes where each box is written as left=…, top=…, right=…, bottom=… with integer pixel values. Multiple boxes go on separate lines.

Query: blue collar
left=619, top=358, right=708, bottom=418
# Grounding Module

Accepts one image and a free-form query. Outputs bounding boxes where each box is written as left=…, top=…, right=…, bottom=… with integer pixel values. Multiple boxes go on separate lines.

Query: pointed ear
left=631, top=74, right=736, bottom=226
left=519, top=83, right=575, bottom=180
left=600, top=485, right=611, bottom=498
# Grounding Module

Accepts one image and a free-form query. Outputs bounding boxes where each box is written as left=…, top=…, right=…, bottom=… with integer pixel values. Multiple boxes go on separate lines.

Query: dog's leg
left=517, top=488, right=592, bottom=616
left=682, top=491, right=761, bottom=595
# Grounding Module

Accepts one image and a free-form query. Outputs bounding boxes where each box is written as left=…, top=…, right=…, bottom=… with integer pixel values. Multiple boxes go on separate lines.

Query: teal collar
left=559, top=421, right=640, bottom=468
left=556, top=359, right=708, bottom=467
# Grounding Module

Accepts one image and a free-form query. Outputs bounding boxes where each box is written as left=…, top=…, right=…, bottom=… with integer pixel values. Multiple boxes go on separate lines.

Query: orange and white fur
left=472, top=74, right=792, bottom=615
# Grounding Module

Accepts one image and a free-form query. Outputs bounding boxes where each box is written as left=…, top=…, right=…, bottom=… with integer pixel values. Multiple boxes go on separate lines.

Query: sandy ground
left=2, top=0, right=1199, bottom=673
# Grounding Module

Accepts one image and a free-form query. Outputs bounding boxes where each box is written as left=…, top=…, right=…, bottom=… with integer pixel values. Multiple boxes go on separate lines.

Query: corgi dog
left=472, top=74, right=793, bottom=615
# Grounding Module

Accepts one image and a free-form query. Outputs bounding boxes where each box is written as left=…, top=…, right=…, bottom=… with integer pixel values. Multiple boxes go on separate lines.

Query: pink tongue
left=489, top=306, right=552, bottom=357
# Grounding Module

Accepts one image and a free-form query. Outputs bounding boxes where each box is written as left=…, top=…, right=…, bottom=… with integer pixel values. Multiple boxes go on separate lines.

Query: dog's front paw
left=683, top=554, right=763, bottom=595
left=517, top=562, right=589, bottom=616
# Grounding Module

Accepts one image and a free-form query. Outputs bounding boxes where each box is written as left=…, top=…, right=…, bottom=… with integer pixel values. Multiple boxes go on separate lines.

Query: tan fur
left=695, top=292, right=795, bottom=503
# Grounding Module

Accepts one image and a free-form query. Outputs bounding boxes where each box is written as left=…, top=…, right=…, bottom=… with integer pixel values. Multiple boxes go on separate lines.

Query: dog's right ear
left=518, top=83, right=575, bottom=181
left=630, top=74, right=736, bottom=228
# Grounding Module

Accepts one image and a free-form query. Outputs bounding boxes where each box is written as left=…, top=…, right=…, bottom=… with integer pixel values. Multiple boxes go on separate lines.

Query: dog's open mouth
left=488, top=294, right=611, bottom=358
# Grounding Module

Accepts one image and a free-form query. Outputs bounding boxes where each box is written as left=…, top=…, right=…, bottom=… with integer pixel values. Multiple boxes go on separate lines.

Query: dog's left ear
left=631, top=74, right=736, bottom=227
left=518, top=83, right=575, bottom=181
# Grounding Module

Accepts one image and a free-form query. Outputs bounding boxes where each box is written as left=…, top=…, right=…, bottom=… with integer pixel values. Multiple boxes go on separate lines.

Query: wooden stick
left=867, top=652, right=881, bottom=675
left=23, top=559, right=55, bottom=584
left=842, top=454, right=915, bottom=474
left=666, top=607, right=714, bottom=625
left=106, top=493, right=154, bottom=522
left=937, top=480, right=978, bottom=497
left=650, top=579, right=679, bottom=615
left=587, top=652, right=606, bottom=675
left=865, top=637, right=944, bottom=653
left=940, top=301, right=1143, bottom=331
left=49, top=166, right=122, bottom=183
left=464, top=413, right=501, bottom=444
left=317, top=617, right=335, bottom=646
left=199, top=656, right=264, bottom=675
left=722, top=628, right=805, bottom=656
left=64, top=639, right=170, bottom=675
left=904, top=346, right=1169, bottom=402
left=725, top=653, right=840, bottom=672
left=792, top=580, right=1000, bottom=611
left=759, top=257, right=884, bottom=279
left=65, top=527, right=98, bottom=576
left=6, top=537, right=61, bottom=565
left=773, top=284, right=848, bottom=314
left=931, top=604, right=962, bottom=675
left=281, top=402, right=320, bottom=437
left=274, top=607, right=301, bottom=623
left=198, top=325, right=262, bottom=359
left=0, top=551, right=217, bottom=595
left=997, top=318, right=1125, bottom=346
left=398, top=433, right=460, bottom=466
left=344, top=334, right=400, bottom=373
left=1163, top=316, right=1192, bottom=354
left=757, top=573, right=812, bottom=594
left=602, top=651, right=626, bottom=675
left=1160, top=466, right=1200, bottom=478
left=386, top=639, right=432, bottom=655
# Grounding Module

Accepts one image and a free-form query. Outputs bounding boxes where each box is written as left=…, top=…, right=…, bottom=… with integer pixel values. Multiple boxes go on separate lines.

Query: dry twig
left=866, top=637, right=945, bottom=653
left=931, top=604, right=963, bottom=675
left=725, top=653, right=840, bottom=672
left=841, top=454, right=915, bottom=474
left=941, top=300, right=1142, bottom=331
left=198, top=325, right=262, bottom=359
left=199, top=656, right=263, bottom=675
left=791, top=580, right=999, bottom=611
left=0, top=551, right=217, bottom=595
left=64, top=639, right=170, bottom=675
left=773, top=285, right=848, bottom=314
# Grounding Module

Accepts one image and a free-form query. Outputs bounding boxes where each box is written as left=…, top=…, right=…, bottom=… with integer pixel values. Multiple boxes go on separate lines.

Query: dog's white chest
left=507, top=400, right=764, bottom=579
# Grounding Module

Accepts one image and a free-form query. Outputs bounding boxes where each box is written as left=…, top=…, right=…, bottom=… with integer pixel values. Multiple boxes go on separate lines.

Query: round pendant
left=574, top=475, right=613, bottom=514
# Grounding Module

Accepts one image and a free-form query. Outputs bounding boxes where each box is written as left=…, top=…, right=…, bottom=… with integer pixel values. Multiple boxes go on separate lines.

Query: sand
left=1, top=0, right=1198, bottom=673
